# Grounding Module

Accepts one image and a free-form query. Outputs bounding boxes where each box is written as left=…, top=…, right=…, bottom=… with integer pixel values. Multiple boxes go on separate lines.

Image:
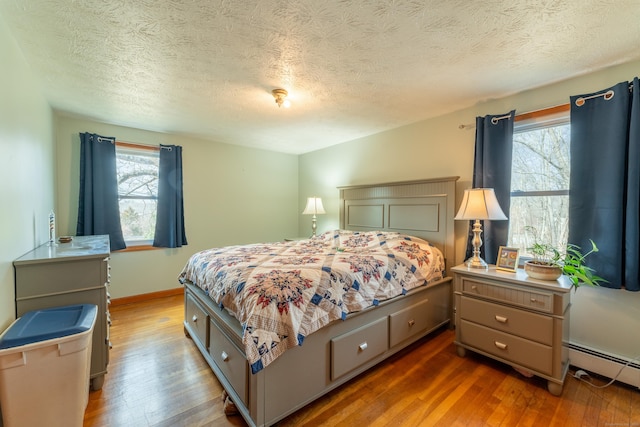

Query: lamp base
left=465, top=219, right=488, bottom=270
left=465, top=256, right=489, bottom=270
left=310, top=215, right=317, bottom=238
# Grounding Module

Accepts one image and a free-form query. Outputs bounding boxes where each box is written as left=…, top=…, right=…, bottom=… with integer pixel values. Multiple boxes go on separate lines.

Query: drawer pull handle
left=471, top=285, right=477, bottom=290
left=192, top=314, right=198, bottom=323
left=221, top=351, right=229, bottom=362
left=359, top=342, right=368, bottom=351
left=408, top=319, right=415, bottom=327
left=494, top=341, right=508, bottom=350
left=495, top=315, right=508, bottom=323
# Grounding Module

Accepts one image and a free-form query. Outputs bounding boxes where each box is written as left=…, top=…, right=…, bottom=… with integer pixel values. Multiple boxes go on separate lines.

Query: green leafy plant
left=528, top=240, right=561, bottom=265
left=524, top=226, right=606, bottom=289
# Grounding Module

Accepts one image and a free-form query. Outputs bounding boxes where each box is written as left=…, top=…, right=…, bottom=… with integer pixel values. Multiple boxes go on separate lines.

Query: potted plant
left=523, top=226, right=606, bottom=289
left=524, top=240, right=563, bottom=281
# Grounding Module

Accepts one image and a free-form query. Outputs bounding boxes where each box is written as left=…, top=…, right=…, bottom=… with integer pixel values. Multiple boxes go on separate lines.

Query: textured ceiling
left=2, top=0, right=640, bottom=154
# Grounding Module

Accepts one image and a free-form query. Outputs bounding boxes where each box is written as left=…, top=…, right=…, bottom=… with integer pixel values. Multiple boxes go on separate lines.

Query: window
left=507, top=110, right=570, bottom=257
left=115, top=142, right=159, bottom=246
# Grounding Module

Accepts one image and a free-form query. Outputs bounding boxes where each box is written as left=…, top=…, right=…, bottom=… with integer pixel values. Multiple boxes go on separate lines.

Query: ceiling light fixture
left=272, top=88, right=291, bottom=108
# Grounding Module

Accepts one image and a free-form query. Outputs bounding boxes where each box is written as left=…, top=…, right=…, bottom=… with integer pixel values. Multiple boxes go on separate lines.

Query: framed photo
left=496, top=246, right=519, bottom=272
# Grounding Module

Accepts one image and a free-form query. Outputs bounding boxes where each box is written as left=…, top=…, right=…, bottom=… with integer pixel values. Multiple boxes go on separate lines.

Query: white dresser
left=452, top=264, right=572, bottom=395
left=14, top=235, right=111, bottom=390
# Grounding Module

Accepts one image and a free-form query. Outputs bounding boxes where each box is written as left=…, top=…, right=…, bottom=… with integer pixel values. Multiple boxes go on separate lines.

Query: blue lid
left=0, top=304, right=97, bottom=349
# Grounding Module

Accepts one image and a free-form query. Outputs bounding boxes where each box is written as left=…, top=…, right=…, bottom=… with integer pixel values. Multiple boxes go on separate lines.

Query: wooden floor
left=84, top=294, right=640, bottom=427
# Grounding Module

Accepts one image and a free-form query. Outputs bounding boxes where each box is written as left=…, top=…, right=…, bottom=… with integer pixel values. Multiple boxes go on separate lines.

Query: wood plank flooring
left=84, top=294, right=640, bottom=426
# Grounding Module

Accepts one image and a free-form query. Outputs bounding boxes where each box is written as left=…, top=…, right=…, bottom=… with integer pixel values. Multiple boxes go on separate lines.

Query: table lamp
left=302, top=197, right=325, bottom=237
left=455, top=188, right=507, bottom=269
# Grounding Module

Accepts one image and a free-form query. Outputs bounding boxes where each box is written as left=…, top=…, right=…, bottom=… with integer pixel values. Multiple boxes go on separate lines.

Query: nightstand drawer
left=460, top=296, right=553, bottom=345
left=461, top=278, right=553, bottom=313
left=459, top=320, right=553, bottom=376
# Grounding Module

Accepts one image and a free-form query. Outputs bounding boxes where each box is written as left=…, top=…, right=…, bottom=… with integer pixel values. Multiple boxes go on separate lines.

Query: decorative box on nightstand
left=452, top=264, right=572, bottom=395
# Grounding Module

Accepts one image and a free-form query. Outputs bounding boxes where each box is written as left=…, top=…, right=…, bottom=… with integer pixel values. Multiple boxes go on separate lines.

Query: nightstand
left=452, top=264, right=572, bottom=395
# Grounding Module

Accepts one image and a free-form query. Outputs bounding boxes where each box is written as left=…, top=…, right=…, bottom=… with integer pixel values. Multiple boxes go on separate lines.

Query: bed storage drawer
left=389, top=298, right=432, bottom=347
left=209, top=320, right=248, bottom=405
left=331, top=317, right=388, bottom=380
left=185, top=294, right=209, bottom=349
left=460, top=296, right=553, bottom=345
left=459, top=319, right=553, bottom=375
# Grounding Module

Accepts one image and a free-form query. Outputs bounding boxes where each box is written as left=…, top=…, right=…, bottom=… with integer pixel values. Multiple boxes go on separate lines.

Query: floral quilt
left=178, top=230, right=445, bottom=374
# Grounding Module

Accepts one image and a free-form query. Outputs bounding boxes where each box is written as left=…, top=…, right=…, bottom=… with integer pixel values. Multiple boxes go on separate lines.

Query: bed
left=180, top=177, right=458, bottom=427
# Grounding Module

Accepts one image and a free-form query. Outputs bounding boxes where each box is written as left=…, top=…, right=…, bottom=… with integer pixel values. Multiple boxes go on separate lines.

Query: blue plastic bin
left=0, top=304, right=97, bottom=427
left=0, top=304, right=96, bottom=349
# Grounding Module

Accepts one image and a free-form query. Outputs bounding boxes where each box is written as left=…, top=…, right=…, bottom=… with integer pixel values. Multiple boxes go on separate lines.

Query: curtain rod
left=573, top=84, right=634, bottom=106
left=95, top=136, right=115, bottom=143
left=460, top=83, right=635, bottom=129
left=458, top=113, right=512, bottom=130
left=116, top=140, right=172, bottom=151
left=458, top=103, right=570, bottom=130
left=574, top=89, right=614, bottom=106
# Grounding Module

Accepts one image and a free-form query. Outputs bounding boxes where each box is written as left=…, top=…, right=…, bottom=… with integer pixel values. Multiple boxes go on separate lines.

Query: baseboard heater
left=568, top=343, right=640, bottom=389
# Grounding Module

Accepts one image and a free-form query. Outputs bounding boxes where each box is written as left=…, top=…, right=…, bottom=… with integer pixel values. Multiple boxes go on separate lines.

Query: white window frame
left=507, top=106, right=571, bottom=259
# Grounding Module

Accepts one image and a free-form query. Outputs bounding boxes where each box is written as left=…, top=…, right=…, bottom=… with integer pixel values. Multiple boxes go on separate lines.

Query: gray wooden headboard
left=338, top=176, right=459, bottom=267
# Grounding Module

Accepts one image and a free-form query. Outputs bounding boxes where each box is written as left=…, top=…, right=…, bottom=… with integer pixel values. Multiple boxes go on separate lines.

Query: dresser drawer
left=209, top=320, right=248, bottom=405
left=185, top=294, right=209, bottom=349
left=460, top=296, right=553, bottom=345
left=15, top=257, right=107, bottom=298
left=459, top=320, right=553, bottom=376
left=331, top=317, right=388, bottom=380
left=461, top=278, right=552, bottom=313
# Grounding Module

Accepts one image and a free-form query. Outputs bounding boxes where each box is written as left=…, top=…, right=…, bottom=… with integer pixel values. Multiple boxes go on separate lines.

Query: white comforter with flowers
left=178, top=230, right=445, bottom=374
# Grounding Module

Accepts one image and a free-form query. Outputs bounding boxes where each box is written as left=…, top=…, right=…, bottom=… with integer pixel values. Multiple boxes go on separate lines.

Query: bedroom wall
left=55, top=115, right=299, bottom=298
left=299, top=59, right=640, bottom=369
left=0, top=18, right=55, bottom=332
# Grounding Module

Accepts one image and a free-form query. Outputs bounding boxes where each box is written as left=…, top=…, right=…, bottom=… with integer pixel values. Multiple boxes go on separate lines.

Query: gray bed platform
left=183, top=176, right=459, bottom=427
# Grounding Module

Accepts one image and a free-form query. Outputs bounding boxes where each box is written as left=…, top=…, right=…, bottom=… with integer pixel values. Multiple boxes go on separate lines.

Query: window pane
left=511, top=125, right=570, bottom=192
left=508, top=195, right=569, bottom=257
left=119, top=198, right=158, bottom=240
left=116, top=146, right=159, bottom=243
left=116, top=150, right=159, bottom=198
left=508, top=122, right=570, bottom=256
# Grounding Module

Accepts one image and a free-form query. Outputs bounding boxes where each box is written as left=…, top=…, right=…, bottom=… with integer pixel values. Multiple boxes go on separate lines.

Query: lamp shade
left=454, top=188, right=507, bottom=221
left=302, top=197, right=326, bottom=215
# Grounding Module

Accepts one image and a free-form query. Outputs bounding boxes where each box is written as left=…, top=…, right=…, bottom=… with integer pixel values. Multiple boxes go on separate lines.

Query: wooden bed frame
left=183, top=176, right=459, bottom=427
